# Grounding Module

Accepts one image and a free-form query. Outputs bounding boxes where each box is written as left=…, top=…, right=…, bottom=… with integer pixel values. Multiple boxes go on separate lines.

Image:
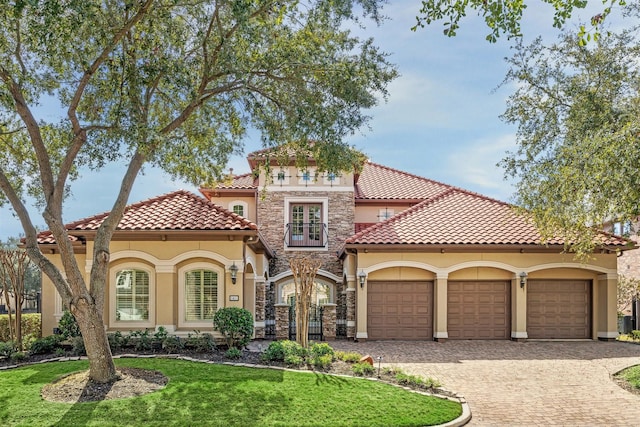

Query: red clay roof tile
left=355, top=162, right=453, bottom=200
left=37, top=190, right=256, bottom=243
left=346, top=189, right=628, bottom=247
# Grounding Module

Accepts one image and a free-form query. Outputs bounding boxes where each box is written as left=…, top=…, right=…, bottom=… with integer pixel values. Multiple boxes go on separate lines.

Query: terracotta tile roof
left=355, top=162, right=453, bottom=200
left=216, top=173, right=257, bottom=189
left=355, top=223, right=376, bottom=234
left=346, top=189, right=629, bottom=247
left=37, top=190, right=257, bottom=243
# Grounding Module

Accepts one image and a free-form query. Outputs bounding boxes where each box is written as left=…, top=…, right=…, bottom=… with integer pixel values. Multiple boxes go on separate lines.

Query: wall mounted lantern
left=358, top=270, right=367, bottom=288
left=519, top=271, right=527, bottom=289
left=230, top=262, right=239, bottom=285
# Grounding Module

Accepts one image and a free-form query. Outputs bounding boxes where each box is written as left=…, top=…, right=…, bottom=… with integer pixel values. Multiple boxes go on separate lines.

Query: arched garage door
left=367, top=281, right=433, bottom=340
left=448, top=281, right=511, bottom=339
left=527, top=280, right=591, bottom=339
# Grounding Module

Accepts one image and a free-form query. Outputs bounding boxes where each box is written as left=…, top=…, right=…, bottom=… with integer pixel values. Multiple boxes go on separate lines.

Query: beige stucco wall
left=354, top=204, right=414, bottom=224
left=42, top=238, right=268, bottom=336
left=205, top=196, right=257, bottom=223
left=352, top=250, right=618, bottom=341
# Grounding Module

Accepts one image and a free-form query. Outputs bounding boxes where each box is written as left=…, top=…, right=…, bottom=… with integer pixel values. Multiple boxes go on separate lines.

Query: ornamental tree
left=0, top=0, right=396, bottom=382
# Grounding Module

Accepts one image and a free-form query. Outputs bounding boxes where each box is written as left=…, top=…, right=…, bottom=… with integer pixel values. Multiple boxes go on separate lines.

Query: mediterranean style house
left=39, top=147, right=631, bottom=342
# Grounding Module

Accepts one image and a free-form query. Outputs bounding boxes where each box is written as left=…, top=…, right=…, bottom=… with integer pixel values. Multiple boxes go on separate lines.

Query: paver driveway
left=331, top=340, right=640, bottom=426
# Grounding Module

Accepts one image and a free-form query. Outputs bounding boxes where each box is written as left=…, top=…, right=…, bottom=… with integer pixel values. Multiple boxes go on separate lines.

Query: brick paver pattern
left=331, top=340, right=640, bottom=426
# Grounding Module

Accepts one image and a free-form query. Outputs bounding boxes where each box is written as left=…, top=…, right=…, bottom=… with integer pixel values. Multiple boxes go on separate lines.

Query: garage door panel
left=527, top=280, right=591, bottom=339
left=448, top=281, right=510, bottom=340
left=367, top=281, right=433, bottom=340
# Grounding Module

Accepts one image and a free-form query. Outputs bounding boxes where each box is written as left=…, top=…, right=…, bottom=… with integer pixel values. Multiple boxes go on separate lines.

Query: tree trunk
left=72, top=298, right=117, bottom=383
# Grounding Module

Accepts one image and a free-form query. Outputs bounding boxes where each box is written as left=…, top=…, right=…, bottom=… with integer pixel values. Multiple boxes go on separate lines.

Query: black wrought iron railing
left=285, top=223, right=328, bottom=247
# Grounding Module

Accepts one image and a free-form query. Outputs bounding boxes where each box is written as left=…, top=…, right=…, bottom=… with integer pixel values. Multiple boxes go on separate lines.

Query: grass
left=0, top=358, right=462, bottom=427
left=616, top=364, right=640, bottom=391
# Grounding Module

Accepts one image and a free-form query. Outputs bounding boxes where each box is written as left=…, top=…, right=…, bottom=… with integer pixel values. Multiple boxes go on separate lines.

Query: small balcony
left=285, top=223, right=328, bottom=248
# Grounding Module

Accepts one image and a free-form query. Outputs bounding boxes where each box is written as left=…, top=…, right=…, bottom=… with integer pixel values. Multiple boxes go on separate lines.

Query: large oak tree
left=0, top=0, right=396, bottom=382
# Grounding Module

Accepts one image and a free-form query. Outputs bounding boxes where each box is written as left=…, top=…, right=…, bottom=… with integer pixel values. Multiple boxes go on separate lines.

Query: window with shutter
left=184, top=269, right=218, bottom=321
left=115, top=269, right=149, bottom=321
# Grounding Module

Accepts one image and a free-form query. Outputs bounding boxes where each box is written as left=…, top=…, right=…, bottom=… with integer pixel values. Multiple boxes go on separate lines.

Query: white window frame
left=178, top=262, right=225, bottom=329
left=378, top=208, right=395, bottom=221
left=109, top=262, right=155, bottom=329
left=323, top=172, right=341, bottom=186
left=297, top=167, right=316, bottom=185
left=272, top=168, right=290, bottom=185
left=283, top=196, right=329, bottom=252
left=229, top=200, right=248, bottom=217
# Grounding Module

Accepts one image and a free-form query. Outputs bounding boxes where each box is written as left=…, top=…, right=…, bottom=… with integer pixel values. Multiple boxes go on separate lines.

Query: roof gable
left=37, top=190, right=257, bottom=244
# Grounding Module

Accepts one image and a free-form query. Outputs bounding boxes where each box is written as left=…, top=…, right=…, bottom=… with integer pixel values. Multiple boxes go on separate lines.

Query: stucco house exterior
left=39, top=148, right=630, bottom=342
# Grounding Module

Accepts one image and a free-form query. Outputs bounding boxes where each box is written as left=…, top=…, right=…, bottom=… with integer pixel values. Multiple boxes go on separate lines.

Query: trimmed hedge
left=0, top=313, right=41, bottom=342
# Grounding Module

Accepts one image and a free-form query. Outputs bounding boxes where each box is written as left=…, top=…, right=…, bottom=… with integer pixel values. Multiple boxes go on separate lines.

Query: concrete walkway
left=331, top=340, right=640, bottom=426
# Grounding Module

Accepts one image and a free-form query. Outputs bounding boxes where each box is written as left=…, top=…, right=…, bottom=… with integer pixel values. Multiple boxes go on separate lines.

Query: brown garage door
left=448, top=281, right=510, bottom=339
left=367, top=281, right=433, bottom=340
left=527, top=280, right=591, bottom=339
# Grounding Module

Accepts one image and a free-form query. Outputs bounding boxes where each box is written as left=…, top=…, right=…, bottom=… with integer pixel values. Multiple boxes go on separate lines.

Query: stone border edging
left=0, top=353, right=472, bottom=427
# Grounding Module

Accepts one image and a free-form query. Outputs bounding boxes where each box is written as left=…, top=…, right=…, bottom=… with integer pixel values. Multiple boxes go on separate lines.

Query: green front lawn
left=0, top=358, right=461, bottom=427
left=616, top=364, right=640, bottom=392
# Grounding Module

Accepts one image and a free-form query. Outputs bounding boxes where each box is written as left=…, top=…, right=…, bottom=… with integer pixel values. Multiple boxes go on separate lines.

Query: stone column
left=275, top=303, right=290, bottom=340
left=254, top=280, right=266, bottom=339
left=322, top=303, right=337, bottom=340
left=597, top=273, right=618, bottom=341
left=433, top=274, right=448, bottom=341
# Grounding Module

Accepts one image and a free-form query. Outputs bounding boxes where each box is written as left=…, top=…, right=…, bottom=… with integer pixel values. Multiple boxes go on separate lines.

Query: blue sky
left=0, top=1, right=626, bottom=241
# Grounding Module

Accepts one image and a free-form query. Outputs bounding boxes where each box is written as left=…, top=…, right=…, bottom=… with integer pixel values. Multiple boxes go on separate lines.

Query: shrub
left=631, top=330, right=640, bottom=340
left=10, top=351, right=26, bottom=363
left=262, top=340, right=286, bottom=361
left=351, top=362, right=375, bottom=376
left=29, top=335, right=64, bottom=355
left=310, top=354, right=333, bottom=370
left=162, top=336, right=183, bottom=353
left=0, top=341, right=16, bottom=358
left=184, top=332, right=215, bottom=353
left=54, top=347, right=66, bottom=357
left=0, top=313, right=41, bottom=342
left=309, top=342, right=335, bottom=359
left=107, top=331, right=125, bottom=352
left=284, top=354, right=304, bottom=367
left=71, top=336, right=86, bottom=356
left=335, top=350, right=362, bottom=363
left=213, top=307, right=253, bottom=349
left=281, top=340, right=307, bottom=359
left=153, top=326, right=169, bottom=341
left=58, top=311, right=81, bottom=339
left=130, top=330, right=153, bottom=351
left=225, top=347, right=242, bottom=359
left=395, top=372, right=441, bottom=389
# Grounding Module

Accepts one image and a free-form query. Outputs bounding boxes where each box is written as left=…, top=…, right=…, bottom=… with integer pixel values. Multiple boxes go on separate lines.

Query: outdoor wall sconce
left=230, top=262, right=239, bottom=285
left=519, top=271, right=527, bottom=289
left=358, top=270, right=367, bottom=288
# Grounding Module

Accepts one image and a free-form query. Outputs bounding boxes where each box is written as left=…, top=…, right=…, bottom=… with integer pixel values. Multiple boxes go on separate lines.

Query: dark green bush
left=107, top=331, right=125, bottom=352
left=58, top=311, right=81, bottom=338
left=184, top=332, right=215, bottom=353
left=130, top=330, right=153, bottom=351
left=29, top=335, right=64, bottom=355
left=10, top=351, right=26, bottom=363
left=309, top=342, right=334, bottom=359
left=71, top=336, right=86, bottom=356
left=0, top=341, right=16, bottom=358
left=162, top=336, right=183, bottom=353
left=0, top=313, right=41, bottom=342
left=213, top=307, right=254, bottom=349
left=225, top=347, right=242, bottom=359
left=262, top=340, right=286, bottom=361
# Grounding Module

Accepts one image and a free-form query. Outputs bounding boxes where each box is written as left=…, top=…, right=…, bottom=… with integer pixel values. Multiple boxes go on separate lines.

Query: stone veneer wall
left=258, top=189, right=354, bottom=339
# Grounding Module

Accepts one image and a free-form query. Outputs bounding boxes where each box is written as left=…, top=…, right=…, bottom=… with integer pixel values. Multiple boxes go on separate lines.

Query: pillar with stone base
left=254, top=281, right=266, bottom=339
left=275, top=304, right=289, bottom=340
left=322, top=303, right=337, bottom=340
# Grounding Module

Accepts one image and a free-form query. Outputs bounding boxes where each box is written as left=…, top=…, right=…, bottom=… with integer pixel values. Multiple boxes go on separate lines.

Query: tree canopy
left=414, top=0, right=626, bottom=42
left=0, top=0, right=396, bottom=382
left=499, top=28, right=640, bottom=256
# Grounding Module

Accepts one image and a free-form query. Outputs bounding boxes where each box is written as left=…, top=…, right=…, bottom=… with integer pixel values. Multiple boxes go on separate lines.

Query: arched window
left=185, top=269, right=218, bottom=321
left=278, top=280, right=333, bottom=305
left=178, top=262, right=225, bottom=329
left=109, top=264, right=155, bottom=328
